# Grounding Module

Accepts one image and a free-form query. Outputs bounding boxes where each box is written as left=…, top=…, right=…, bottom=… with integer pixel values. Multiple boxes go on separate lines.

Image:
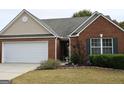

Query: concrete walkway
left=0, top=63, right=40, bottom=82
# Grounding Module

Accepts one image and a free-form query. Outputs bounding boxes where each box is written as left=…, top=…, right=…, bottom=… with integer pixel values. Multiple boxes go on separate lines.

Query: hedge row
left=90, top=54, right=124, bottom=69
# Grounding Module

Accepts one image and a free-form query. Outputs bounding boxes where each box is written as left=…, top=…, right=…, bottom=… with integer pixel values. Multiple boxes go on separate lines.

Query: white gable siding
left=2, top=13, right=50, bottom=35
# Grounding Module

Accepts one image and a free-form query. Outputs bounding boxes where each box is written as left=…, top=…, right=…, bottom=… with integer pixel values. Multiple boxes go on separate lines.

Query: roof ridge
left=40, top=16, right=90, bottom=21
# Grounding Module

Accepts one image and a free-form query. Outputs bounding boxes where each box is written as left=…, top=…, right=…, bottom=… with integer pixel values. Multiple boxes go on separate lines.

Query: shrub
left=70, top=53, right=83, bottom=65
left=70, top=42, right=89, bottom=65
left=37, top=59, right=61, bottom=70
left=90, top=54, right=124, bottom=69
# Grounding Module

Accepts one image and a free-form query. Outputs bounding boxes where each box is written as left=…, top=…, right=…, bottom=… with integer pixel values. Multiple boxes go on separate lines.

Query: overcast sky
left=0, top=0, right=124, bottom=30
left=0, top=9, right=124, bottom=31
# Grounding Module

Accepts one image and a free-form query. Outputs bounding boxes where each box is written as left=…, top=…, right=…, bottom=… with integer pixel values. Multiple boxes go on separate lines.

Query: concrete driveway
left=0, top=63, right=40, bottom=82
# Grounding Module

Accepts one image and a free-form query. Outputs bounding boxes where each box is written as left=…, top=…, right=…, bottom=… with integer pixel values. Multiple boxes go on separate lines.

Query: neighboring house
left=0, top=9, right=124, bottom=63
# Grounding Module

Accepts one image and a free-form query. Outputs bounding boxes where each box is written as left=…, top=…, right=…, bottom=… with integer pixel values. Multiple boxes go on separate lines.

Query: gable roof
left=41, top=11, right=124, bottom=37
left=70, top=12, right=100, bottom=36
left=0, top=9, right=58, bottom=37
left=70, top=12, right=124, bottom=36
left=1, top=9, right=124, bottom=38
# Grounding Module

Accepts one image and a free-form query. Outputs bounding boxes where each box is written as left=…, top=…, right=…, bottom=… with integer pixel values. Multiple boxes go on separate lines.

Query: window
left=90, top=38, right=113, bottom=54
left=103, top=38, right=113, bottom=54
left=91, top=38, right=101, bottom=54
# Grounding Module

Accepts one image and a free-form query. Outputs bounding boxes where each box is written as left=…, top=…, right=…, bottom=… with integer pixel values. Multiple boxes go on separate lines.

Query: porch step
left=0, top=80, right=11, bottom=84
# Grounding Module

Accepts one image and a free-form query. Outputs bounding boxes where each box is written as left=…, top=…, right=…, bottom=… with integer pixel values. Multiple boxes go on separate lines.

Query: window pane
left=92, top=48, right=101, bottom=54
left=103, top=48, right=112, bottom=54
left=103, top=39, right=112, bottom=46
left=91, top=39, right=100, bottom=46
left=90, top=38, right=113, bottom=55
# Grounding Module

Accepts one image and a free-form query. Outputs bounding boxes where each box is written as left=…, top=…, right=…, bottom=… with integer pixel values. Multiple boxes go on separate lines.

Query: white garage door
left=2, top=41, right=48, bottom=63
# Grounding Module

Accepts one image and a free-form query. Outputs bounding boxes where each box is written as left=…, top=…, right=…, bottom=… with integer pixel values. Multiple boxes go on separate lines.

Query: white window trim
left=90, top=38, right=101, bottom=55
left=90, top=38, right=113, bottom=55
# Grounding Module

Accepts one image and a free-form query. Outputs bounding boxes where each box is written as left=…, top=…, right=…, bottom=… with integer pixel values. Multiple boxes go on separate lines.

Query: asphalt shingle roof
left=40, top=17, right=89, bottom=37
left=26, top=11, right=122, bottom=37
left=72, top=13, right=99, bottom=35
left=1, top=10, right=121, bottom=38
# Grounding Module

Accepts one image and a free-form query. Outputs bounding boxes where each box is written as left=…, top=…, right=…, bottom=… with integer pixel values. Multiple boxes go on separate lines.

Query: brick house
left=0, top=9, right=123, bottom=63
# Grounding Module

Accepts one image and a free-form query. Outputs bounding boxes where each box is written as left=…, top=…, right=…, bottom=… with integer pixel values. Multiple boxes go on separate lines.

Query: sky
left=0, top=9, right=124, bottom=31
left=0, top=0, right=124, bottom=31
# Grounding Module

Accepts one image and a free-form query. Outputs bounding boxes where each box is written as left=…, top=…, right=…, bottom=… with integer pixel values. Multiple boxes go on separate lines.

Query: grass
left=12, top=67, right=124, bottom=84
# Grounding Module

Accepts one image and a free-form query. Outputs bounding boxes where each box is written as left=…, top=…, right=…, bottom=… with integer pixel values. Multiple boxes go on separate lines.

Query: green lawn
left=12, top=67, right=124, bottom=84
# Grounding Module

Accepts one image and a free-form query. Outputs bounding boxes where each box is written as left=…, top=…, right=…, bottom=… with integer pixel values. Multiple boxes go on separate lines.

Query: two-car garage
left=2, top=41, right=48, bottom=63
left=0, top=9, right=57, bottom=64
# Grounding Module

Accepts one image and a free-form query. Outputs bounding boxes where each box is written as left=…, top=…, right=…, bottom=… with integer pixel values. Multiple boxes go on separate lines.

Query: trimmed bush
left=37, top=59, right=61, bottom=70
left=90, top=54, right=124, bottom=69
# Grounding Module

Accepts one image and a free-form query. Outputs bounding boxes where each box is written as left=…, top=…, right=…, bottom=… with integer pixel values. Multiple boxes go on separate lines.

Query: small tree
left=72, top=10, right=92, bottom=17
left=70, top=40, right=89, bottom=65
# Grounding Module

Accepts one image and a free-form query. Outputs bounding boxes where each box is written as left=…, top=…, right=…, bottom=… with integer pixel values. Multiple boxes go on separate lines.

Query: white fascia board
left=76, top=14, right=124, bottom=36
left=101, top=14, right=124, bottom=32
left=21, top=10, right=59, bottom=37
left=0, top=36, right=55, bottom=39
left=69, top=11, right=99, bottom=36
left=0, top=9, right=25, bottom=34
left=0, top=9, right=59, bottom=37
left=69, top=35, right=78, bottom=38
left=77, top=14, right=102, bottom=36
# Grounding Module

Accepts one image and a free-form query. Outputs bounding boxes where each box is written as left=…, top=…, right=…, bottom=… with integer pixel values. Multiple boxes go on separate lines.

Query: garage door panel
left=3, top=41, right=48, bottom=63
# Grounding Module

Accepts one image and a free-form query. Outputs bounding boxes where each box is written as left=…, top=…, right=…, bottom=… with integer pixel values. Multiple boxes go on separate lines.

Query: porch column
left=100, top=34, right=103, bottom=54
left=55, top=37, right=57, bottom=60
left=68, top=37, right=71, bottom=58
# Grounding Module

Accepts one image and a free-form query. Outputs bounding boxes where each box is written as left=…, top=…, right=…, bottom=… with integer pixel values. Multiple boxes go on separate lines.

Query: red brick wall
left=0, top=38, right=56, bottom=63
left=71, top=16, right=124, bottom=54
